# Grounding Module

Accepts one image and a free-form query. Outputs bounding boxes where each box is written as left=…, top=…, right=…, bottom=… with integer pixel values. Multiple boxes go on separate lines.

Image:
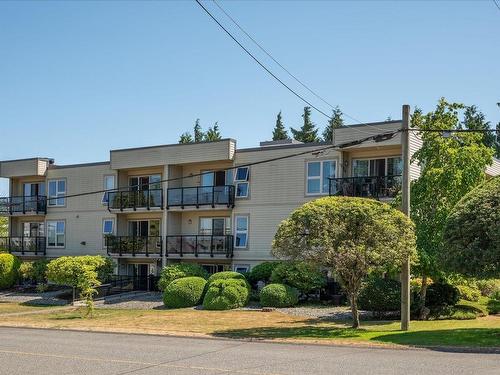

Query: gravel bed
left=97, top=292, right=165, bottom=310
left=277, top=305, right=371, bottom=321
left=0, top=290, right=69, bottom=306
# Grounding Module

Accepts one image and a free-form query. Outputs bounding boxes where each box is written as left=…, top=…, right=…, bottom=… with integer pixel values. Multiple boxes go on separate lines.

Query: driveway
left=0, top=327, right=498, bottom=374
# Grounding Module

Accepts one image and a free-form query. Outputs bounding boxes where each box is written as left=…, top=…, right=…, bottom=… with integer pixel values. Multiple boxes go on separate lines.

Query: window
left=48, top=180, right=66, bottom=206
left=23, top=182, right=45, bottom=197
left=102, top=219, right=114, bottom=235
left=352, top=157, right=403, bottom=177
left=234, top=167, right=249, bottom=198
left=234, top=215, right=248, bottom=248
left=234, top=264, right=250, bottom=273
left=387, top=157, right=403, bottom=176
left=47, top=221, right=65, bottom=247
left=102, top=175, right=115, bottom=204
left=129, top=174, right=161, bottom=191
left=128, top=220, right=160, bottom=237
left=306, top=161, right=336, bottom=195
left=199, top=217, right=231, bottom=235
left=201, top=264, right=227, bottom=274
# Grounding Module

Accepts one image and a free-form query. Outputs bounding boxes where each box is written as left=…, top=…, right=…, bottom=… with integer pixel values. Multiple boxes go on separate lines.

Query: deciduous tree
left=272, top=197, right=416, bottom=328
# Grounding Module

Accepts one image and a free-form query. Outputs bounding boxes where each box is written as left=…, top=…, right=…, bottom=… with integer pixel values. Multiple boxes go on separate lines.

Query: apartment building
left=1, top=120, right=498, bottom=278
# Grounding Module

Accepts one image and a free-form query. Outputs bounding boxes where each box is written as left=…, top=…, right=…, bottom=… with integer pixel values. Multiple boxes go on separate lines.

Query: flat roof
left=110, top=138, right=236, bottom=153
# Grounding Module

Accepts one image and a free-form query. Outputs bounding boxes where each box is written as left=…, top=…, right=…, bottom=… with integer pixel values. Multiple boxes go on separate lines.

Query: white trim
left=47, top=179, right=66, bottom=207
left=234, top=166, right=249, bottom=182
left=233, top=264, right=250, bottom=273
left=102, top=218, right=115, bottom=235
left=305, top=160, right=337, bottom=195
left=102, top=175, right=116, bottom=204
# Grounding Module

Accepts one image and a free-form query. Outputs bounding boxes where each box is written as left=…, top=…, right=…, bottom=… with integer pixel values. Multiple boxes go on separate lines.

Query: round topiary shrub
left=158, top=263, right=208, bottom=291
left=0, top=253, right=21, bottom=289
left=426, top=283, right=460, bottom=308
left=358, top=278, right=401, bottom=317
left=248, top=262, right=281, bottom=284
left=270, top=261, right=326, bottom=295
left=202, top=279, right=249, bottom=310
left=163, top=277, right=207, bottom=308
left=259, top=283, right=299, bottom=307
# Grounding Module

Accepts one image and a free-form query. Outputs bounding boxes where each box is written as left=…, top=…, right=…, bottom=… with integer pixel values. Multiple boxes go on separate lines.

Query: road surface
left=0, top=327, right=498, bottom=374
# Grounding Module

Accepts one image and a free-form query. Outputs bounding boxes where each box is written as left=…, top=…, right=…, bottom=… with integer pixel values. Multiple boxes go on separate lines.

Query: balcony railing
left=167, top=185, right=235, bottom=209
left=108, top=189, right=163, bottom=211
left=329, top=175, right=402, bottom=199
left=166, top=235, right=234, bottom=258
left=0, top=237, right=46, bottom=255
left=105, top=235, right=162, bottom=257
left=0, top=196, right=47, bottom=215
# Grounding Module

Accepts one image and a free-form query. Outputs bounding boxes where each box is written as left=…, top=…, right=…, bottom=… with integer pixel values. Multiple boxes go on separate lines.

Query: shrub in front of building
left=358, top=278, right=401, bottom=317
left=163, top=276, right=207, bottom=308
left=270, top=261, right=326, bottom=295
left=248, top=262, right=281, bottom=284
left=259, top=283, right=299, bottom=308
left=202, top=279, right=249, bottom=310
left=207, top=271, right=247, bottom=285
left=158, top=263, right=209, bottom=291
left=0, top=253, right=21, bottom=289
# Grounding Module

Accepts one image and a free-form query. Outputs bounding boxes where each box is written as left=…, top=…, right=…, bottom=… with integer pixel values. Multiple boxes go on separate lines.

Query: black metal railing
left=0, top=196, right=47, bottom=215
left=166, top=185, right=235, bottom=209
left=166, top=234, right=234, bottom=258
left=105, top=235, right=162, bottom=257
left=107, top=189, right=163, bottom=211
left=0, top=236, right=46, bottom=255
left=99, top=275, right=161, bottom=293
left=329, top=175, right=402, bottom=199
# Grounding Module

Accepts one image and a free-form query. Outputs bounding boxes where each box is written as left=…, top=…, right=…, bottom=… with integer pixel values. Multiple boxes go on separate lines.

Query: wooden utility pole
left=401, top=104, right=411, bottom=331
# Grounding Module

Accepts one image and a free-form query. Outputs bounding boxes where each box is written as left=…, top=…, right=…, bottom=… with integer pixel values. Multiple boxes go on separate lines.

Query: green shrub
left=163, top=277, right=207, bottom=308
left=456, top=284, right=481, bottom=302
left=260, top=283, right=299, bottom=307
left=358, top=278, right=401, bottom=316
left=47, top=256, right=113, bottom=286
left=158, top=263, right=208, bottom=291
left=248, top=262, right=281, bottom=283
left=19, top=259, right=49, bottom=284
left=202, top=279, right=249, bottom=310
left=0, top=253, right=21, bottom=289
left=476, top=279, right=500, bottom=297
left=426, top=283, right=460, bottom=314
left=487, top=298, right=500, bottom=314
left=270, top=261, right=326, bottom=295
left=456, top=301, right=488, bottom=317
left=207, top=271, right=247, bottom=284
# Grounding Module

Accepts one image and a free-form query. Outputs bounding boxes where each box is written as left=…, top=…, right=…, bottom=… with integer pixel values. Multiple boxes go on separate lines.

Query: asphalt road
left=0, top=328, right=498, bottom=375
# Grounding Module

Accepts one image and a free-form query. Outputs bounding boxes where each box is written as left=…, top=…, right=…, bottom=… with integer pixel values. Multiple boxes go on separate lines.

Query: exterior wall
left=333, top=121, right=401, bottom=146
left=0, top=158, right=49, bottom=178
left=486, top=158, right=500, bottom=177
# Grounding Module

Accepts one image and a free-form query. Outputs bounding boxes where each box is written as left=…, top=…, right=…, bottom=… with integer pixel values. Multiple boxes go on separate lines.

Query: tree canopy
left=0, top=217, right=7, bottom=237
left=290, top=107, right=320, bottom=143
left=272, top=197, right=416, bottom=328
left=205, top=122, right=222, bottom=141
left=272, top=111, right=289, bottom=141
left=178, top=119, right=221, bottom=144
left=442, top=177, right=500, bottom=278
left=323, top=106, right=344, bottom=143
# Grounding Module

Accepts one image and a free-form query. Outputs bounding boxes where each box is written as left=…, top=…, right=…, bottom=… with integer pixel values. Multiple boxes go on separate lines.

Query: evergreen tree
left=323, top=106, right=344, bottom=143
left=290, top=107, right=320, bottom=143
left=461, top=105, right=497, bottom=153
left=205, top=122, right=222, bottom=141
left=193, top=119, right=204, bottom=142
left=272, top=111, right=289, bottom=140
left=178, top=132, right=193, bottom=144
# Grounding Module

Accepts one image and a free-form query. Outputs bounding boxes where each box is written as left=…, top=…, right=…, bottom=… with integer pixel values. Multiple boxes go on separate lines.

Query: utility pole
left=401, top=104, right=411, bottom=331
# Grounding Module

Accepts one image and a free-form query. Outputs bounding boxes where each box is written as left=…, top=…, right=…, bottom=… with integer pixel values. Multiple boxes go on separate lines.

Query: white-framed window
left=233, top=264, right=250, bottom=273
left=102, top=219, right=114, bottom=235
left=102, top=175, right=116, bottom=204
left=306, top=160, right=336, bottom=195
left=48, top=179, right=66, bottom=206
left=47, top=220, right=65, bottom=248
left=352, top=156, right=403, bottom=177
left=234, top=215, right=248, bottom=248
left=234, top=166, right=249, bottom=198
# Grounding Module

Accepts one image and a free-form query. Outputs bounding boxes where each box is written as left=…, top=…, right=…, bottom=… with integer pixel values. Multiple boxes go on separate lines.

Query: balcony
left=108, top=189, right=163, bottom=211
left=166, top=186, right=235, bottom=209
left=0, top=196, right=47, bottom=216
left=105, top=236, right=162, bottom=257
left=0, top=237, right=46, bottom=256
left=329, top=175, right=402, bottom=199
left=166, top=235, right=234, bottom=258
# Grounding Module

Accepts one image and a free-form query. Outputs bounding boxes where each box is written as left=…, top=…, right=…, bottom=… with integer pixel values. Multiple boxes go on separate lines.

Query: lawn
left=0, top=301, right=56, bottom=314
left=0, top=303, right=498, bottom=348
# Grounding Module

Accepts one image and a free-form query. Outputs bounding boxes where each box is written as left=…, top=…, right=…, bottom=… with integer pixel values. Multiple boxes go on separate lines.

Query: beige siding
left=0, top=158, right=48, bottom=178
left=486, top=158, right=500, bottom=177
left=409, top=130, right=422, bottom=180
left=333, top=122, right=401, bottom=147
left=110, top=139, right=236, bottom=170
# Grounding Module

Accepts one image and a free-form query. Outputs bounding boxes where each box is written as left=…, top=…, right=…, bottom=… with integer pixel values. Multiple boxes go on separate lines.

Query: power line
left=196, top=0, right=386, bottom=136
left=405, top=128, right=500, bottom=133
left=493, top=0, right=500, bottom=12
left=1, top=131, right=399, bottom=206
left=211, top=0, right=388, bottom=134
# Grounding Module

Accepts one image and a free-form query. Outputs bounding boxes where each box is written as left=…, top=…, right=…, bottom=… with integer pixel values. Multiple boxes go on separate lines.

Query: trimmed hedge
left=163, top=277, right=207, bottom=308
left=358, top=278, right=401, bottom=315
left=260, top=283, right=299, bottom=308
left=158, top=263, right=208, bottom=291
left=207, top=271, right=247, bottom=284
left=202, top=279, right=249, bottom=310
left=270, top=261, right=326, bottom=294
left=0, top=253, right=21, bottom=289
left=248, top=262, right=281, bottom=283
left=426, top=283, right=460, bottom=308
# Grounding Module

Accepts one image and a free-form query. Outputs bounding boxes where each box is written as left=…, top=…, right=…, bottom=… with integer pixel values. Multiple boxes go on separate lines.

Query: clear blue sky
left=1, top=0, right=499, bottom=195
